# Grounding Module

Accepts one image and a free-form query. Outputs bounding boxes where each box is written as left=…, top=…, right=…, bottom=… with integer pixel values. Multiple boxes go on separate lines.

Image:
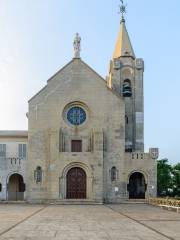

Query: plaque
left=115, top=187, right=119, bottom=192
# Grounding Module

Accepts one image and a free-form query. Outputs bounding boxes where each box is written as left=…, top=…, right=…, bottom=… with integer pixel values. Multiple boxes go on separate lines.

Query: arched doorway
left=8, top=174, right=25, bottom=201
left=128, top=172, right=146, bottom=199
left=66, top=167, right=86, bottom=199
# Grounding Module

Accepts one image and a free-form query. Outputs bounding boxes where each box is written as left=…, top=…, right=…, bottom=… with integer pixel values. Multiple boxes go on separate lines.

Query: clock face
left=67, top=106, right=86, bottom=125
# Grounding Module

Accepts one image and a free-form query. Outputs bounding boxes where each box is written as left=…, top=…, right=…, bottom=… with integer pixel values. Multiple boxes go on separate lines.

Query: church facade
left=0, top=13, right=158, bottom=203
left=26, top=16, right=158, bottom=203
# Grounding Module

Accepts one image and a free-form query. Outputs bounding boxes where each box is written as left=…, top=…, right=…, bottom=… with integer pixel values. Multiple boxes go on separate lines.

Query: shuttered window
left=0, top=144, right=6, bottom=157
left=19, top=144, right=27, bottom=158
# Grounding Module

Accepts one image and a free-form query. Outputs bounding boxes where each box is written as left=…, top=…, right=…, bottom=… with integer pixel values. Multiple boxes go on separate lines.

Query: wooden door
left=67, top=167, right=86, bottom=199
left=8, top=174, right=25, bottom=201
left=71, top=140, right=82, bottom=152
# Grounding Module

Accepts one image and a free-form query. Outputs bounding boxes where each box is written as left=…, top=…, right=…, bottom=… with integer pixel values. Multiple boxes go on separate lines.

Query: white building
left=0, top=131, right=27, bottom=200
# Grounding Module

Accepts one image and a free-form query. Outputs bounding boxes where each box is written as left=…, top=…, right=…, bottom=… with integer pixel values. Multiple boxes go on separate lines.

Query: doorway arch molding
left=127, top=169, right=148, bottom=184
left=6, top=171, right=25, bottom=184
left=59, top=162, right=93, bottom=200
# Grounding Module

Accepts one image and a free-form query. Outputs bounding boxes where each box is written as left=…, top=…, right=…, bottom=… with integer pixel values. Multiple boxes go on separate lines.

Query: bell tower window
left=122, top=79, right=132, bottom=97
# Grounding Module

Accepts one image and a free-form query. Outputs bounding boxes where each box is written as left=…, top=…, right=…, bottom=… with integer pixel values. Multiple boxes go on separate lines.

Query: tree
left=172, top=163, right=180, bottom=197
left=157, top=159, right=173, bottom=196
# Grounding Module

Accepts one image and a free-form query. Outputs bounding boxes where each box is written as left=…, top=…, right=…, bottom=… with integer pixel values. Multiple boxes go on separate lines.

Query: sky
left=0, top=0, right=179, bottom=164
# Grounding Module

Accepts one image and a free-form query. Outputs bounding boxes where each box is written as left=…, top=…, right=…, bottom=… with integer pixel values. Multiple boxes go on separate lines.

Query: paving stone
left=0, top=204, right=179, bottom=240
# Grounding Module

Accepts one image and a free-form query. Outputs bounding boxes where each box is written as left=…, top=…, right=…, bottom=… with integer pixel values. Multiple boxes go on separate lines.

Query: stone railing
left=147, top=197, right=180, bottom=207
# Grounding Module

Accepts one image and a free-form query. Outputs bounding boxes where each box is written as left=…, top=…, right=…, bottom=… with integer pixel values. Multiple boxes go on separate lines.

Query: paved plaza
left=0, top=203, right=179, bottom=240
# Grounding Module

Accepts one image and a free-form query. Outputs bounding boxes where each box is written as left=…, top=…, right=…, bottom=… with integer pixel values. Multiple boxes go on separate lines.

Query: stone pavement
left=0, top=203, right=179, bottom=240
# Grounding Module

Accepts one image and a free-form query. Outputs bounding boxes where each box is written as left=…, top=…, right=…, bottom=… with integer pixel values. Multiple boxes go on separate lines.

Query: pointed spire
left=113, top=1, right=135, bottom=59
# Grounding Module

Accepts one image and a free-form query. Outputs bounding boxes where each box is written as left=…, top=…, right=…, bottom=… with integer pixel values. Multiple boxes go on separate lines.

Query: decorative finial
left=118, top=0, right=127, bottom=22
left=73, top=33, right=81, bottom=58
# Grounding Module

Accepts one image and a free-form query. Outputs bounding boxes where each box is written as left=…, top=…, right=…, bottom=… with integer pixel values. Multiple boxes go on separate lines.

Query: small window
left=71, top=140, right=82, bottom=152
left=125, top=115, right=128, bottom=124
left=111, top=167, right=117, bottom=181
left=125, top=148, right=132, bottom=153
left=0, top=144, right=6, bottom=158
left=0, top=183, right=2, bottom=192
left=19, top=144, right=27, bottom=158
left=34, top=166, right=42, bottom=183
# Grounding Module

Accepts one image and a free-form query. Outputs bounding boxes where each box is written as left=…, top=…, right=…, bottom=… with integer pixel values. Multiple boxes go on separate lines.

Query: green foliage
left=172, top=163, right=180, bottom=197
left=157, top=159, right=180, bottom=197
left=157, top=159, right=172, bottom=196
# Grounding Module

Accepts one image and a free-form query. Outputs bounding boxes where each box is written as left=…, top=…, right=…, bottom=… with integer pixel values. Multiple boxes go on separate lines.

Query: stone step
left=0, top=201, right=26, bottom=204
left=46, top=200, right=103, bottom=205
left=121, top=199, right=146, bottom=204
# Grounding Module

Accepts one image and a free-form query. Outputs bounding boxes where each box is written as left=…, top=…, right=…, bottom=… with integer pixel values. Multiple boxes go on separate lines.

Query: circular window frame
left=63, top=101, right=89, bottom=128
left=67, top=106, right=86, bottom=126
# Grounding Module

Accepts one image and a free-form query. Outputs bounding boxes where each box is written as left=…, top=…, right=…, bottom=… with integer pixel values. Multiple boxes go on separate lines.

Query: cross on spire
left=118, top=0, right=127, bottom=22
left=113, top=0, right=135, bottom=59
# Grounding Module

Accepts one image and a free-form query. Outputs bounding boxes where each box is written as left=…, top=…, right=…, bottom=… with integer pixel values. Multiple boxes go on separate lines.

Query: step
left=0, top=201, right=26, bottom=204
left=121, top=199, right=147, bottom=204
left=46, top=199, right=103, bottom=205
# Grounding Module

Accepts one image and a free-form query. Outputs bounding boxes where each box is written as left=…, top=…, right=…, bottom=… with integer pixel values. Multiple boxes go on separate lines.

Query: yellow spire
left=113, top=18, right=135, bottom=59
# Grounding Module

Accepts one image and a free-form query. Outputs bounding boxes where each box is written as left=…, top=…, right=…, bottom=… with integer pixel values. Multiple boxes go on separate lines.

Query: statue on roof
left=73, top=33, right=81, bottom=58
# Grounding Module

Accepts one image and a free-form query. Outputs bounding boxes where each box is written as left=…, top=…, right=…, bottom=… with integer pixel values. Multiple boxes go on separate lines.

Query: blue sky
left=0, top=0, right=179, bottom=164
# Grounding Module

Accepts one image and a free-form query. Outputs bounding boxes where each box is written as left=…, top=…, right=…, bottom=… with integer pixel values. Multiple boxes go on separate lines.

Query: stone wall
left=27, top=59, right=126, bottom=203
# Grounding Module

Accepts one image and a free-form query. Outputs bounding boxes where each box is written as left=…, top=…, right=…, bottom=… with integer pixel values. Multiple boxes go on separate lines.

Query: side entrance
left=7, top=173, right=25, bottom=201
left=128, top=172, right=146, bottom=199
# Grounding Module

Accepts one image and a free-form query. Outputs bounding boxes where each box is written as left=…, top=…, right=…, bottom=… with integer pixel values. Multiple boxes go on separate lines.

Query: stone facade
left=0, top=16, right=158, bottom=203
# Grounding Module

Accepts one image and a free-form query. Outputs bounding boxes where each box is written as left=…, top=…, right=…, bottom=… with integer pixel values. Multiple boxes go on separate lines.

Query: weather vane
left=118, top=0, right=127, bottom=21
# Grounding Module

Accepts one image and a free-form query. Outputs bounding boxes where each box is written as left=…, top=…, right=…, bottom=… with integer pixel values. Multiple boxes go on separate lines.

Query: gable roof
left=29, top=58, right=122, bottom=102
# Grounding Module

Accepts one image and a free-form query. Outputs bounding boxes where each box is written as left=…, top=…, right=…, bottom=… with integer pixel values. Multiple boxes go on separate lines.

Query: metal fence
left=147, top=197, right=180, bottom=207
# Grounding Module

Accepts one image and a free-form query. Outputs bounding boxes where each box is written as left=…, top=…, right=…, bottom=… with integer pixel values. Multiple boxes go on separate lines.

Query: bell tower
left=107, top=1, right=144, bottom=152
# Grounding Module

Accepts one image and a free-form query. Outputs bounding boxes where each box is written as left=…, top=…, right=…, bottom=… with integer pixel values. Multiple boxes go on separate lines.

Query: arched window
left=34, top=166, right=42, bottom=183
left=111, top=167, right=117, bottom=182
left=122, top=79, right=132, bottom=97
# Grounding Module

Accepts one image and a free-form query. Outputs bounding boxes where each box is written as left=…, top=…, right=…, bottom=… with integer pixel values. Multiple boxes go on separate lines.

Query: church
left=0, top=5, right=158, bottom=203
